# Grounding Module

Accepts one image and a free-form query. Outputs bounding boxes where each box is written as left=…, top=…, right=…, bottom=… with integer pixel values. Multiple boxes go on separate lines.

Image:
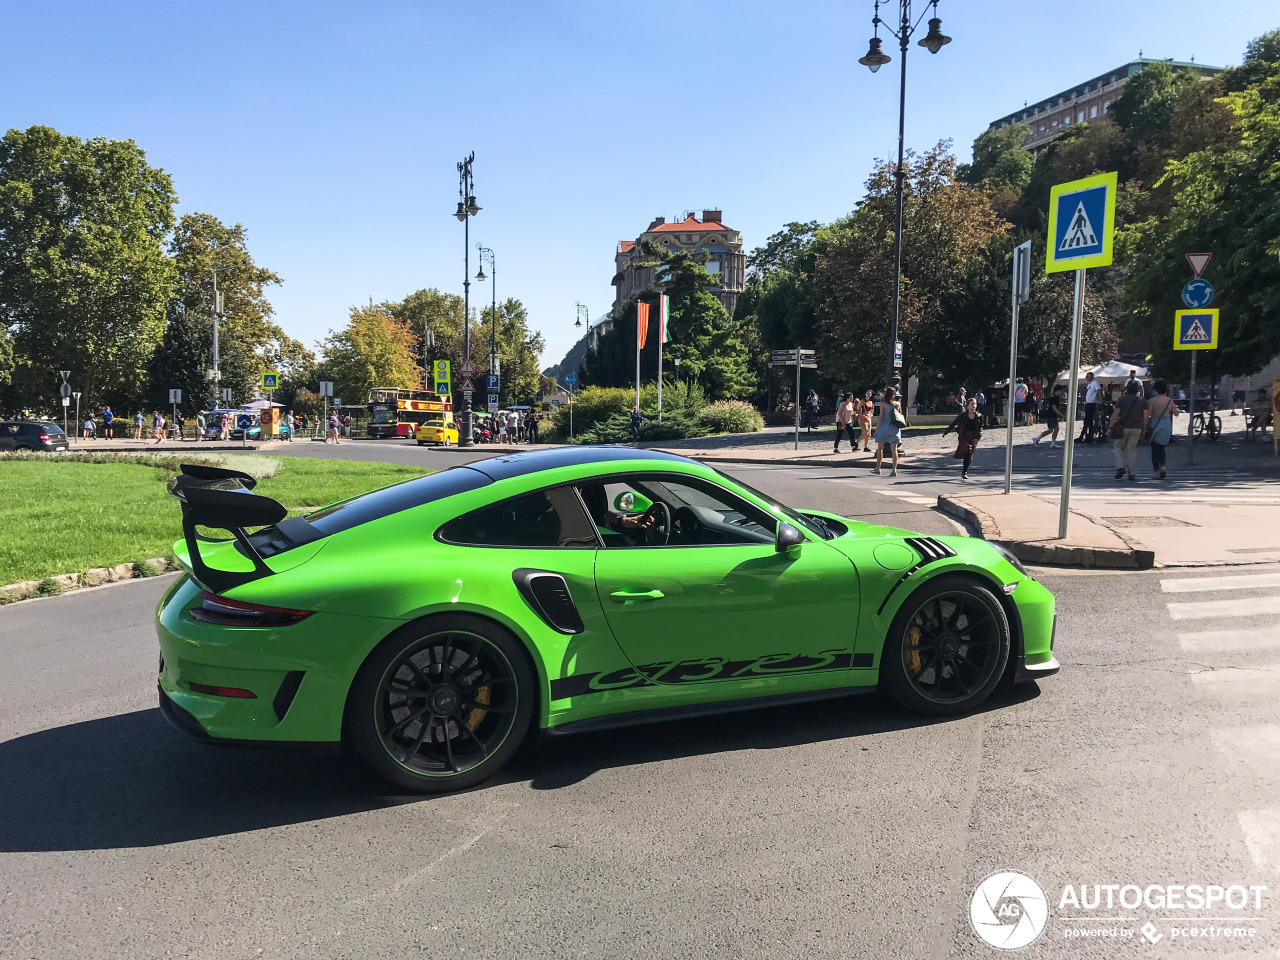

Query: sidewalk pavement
left=59, top=438, right=264, bottom=452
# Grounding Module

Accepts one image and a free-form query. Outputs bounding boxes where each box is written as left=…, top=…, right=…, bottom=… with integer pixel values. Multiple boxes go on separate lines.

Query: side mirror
left=614, top=490, right=652, bottom=513
left=775, top=522, right=804, bottom=556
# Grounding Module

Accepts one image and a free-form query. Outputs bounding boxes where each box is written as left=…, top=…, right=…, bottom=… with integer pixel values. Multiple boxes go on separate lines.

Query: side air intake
left=904, top=537, right=956, bottom=565
left=512, top=569, right=585, bottom=635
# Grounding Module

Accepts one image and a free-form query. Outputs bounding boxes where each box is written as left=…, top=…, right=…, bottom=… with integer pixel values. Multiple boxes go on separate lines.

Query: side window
left=577, top=475, right=777, bottom=548
left=440, top=488, right=597, bottom=548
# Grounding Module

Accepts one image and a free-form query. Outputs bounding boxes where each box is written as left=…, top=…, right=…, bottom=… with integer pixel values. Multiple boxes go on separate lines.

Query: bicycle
left=1190, top=409, right=1222, bottom=440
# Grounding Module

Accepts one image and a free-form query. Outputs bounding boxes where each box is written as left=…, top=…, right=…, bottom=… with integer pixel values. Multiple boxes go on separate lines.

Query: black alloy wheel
left=348, top=614, right=535, bottom=793
left=881, top=577, right=1010, bottom=716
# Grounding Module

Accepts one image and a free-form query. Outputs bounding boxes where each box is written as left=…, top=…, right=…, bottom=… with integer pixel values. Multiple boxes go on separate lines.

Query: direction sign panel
left=169, top=389, right=182, bottom=404
left=893, top=340, right=903, bottom=368
left=318, top=381, right=333, bottom=397
left=222, top=388, right=233, bottom=402
left=1181, top=279, right=1214, bottom=309
left=1046, top=172, right=1117, bottom=273
left=1174, top=309, right=1219, bottom=350
left=1186, top=253, right=1212, bottom=278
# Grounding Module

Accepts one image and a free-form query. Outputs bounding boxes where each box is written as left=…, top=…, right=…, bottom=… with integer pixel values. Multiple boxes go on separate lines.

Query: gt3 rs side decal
left=550, top=648, right=861, bottom=700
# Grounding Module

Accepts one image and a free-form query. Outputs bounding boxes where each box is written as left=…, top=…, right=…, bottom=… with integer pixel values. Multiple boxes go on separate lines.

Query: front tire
left=880, top=576, right=1010, bottom=716
left=347, top=614, right=535, bottom=793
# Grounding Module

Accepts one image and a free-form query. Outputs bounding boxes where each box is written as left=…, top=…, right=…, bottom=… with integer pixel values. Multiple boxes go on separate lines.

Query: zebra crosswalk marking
left=1238, top=811, right=1280, bottom=873
left=1167, top=595, right=1280, bottom=621
left=1163, top=572, right=1280, bottom=593
left=1189, top=664, right=1280, bottom=696
left=1210, top=726, right=1280, bottom=779
left=1179, top=626, right=1280, bottom=654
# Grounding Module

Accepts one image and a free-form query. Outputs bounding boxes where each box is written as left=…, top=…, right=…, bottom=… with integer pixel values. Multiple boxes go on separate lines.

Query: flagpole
left=657, top=294, right=665, bottom=421
left=635, top=304, right=642, bottom=410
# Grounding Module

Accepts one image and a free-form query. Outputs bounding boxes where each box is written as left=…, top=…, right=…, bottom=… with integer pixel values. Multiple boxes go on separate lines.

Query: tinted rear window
left=40, top=423, right=65, bottom=435
left=304, top=467, right=491, bottom=535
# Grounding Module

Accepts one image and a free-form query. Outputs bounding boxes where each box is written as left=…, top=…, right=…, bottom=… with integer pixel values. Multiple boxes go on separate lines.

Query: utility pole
left=454, top=153, right=481, bottom=445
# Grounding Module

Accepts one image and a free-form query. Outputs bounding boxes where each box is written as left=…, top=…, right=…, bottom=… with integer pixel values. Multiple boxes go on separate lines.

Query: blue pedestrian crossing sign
left=1045, top=172, right=1117, bottom=273
left=1173, top=309, right=1218, bottom=350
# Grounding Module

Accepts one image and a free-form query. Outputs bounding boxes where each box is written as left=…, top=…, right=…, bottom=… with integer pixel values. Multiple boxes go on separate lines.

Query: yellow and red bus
left=366, top=388, right=454, bottom=439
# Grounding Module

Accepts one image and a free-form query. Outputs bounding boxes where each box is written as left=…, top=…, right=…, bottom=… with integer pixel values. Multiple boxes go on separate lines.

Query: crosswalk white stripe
left=1179, top=626, right=1280, bottom=653
left=1167, top=595, right=1280, bottom=620
left=1238, top=811, right=1280, bottom=873
left=1189, top=664, right=1280, bottom=695
left=1211, top=726, right=1280, bottom=779
left=899, top=496, right=938, bottom=505
left=1163, top=573, right=1280, bottom=594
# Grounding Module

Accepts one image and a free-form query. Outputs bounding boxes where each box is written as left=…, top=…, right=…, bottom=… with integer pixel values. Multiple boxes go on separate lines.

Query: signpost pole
left=1058, top=269, right=1086, bottom=539
left=1188, top=351, right=1197, bottom=464
left=74, top=392, right=81, bottom=445
left=794, top=346, right=801, bottom=452
left=1005, top=241, right=1030, bottom=495
left=569, top=383, right=574, bottom=441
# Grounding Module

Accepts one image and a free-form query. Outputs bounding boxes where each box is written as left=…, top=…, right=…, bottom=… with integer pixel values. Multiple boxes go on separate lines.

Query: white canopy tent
left=1054, top=362, right=1148, bottom=386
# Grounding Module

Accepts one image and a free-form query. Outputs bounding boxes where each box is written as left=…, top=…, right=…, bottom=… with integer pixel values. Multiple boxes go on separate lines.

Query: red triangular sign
left=1186, top=253, right=1211, bottom=278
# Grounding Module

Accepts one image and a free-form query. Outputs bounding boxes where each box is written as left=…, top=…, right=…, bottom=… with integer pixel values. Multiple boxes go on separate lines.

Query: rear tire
left=880, top=576, right=1010, bottom=716
left=347, top=614, right=535, bottom=793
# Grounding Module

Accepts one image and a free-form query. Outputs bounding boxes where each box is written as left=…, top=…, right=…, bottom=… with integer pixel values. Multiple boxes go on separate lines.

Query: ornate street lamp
left=455, top=152, right=480, bottom=445
left=476, top=244, right=497, bottom=406
left=859, top=0, right=951, bottom=391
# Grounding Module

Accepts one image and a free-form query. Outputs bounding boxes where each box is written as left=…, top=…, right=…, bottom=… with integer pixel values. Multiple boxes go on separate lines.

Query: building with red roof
left=612, top=210, right=746, bottom=316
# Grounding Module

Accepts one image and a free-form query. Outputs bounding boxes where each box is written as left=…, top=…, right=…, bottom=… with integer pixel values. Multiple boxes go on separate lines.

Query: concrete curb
left=935, top=496, right=1155, bottom=570
left=0, top=558, right=173, bottom=604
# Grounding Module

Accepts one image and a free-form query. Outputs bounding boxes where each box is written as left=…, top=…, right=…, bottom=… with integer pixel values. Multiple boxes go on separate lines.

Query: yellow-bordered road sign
left=261, top=371, right=280, bottom=390
left=1173, top=309, right=1219, bottom=350
left=1046, top=172, right=1117, bottom=273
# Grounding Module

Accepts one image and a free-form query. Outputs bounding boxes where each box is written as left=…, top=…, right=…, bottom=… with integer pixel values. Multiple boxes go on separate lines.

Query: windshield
left=714, top=469, right=836, bottom=540
left=370, top=406, right=396, bottom=424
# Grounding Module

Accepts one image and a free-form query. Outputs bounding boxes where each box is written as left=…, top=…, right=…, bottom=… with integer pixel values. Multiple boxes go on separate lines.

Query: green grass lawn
left=0, top=457, right=430, bottom=585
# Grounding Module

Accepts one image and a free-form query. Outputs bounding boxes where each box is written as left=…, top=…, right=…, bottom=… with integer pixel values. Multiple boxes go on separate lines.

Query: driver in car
left=578, top=484, right=654, bottom=538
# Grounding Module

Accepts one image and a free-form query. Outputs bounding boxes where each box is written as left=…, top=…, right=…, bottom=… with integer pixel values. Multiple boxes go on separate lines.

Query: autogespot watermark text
left=970, top=872, right=1269, bottom=949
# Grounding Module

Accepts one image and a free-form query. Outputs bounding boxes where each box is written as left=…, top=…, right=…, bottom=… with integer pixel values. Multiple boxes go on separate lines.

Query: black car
left=0, top=421, right=70, bottom=451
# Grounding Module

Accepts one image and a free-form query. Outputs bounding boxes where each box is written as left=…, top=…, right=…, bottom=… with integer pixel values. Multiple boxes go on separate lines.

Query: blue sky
left=8, top=1, right=1276, bottom=369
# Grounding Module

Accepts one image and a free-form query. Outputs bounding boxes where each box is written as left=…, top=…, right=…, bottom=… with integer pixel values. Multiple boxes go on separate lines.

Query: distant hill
left=542, top=311, right=611, bottom=385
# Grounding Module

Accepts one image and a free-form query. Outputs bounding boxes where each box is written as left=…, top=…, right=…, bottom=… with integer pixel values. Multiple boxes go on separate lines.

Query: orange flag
left=637, top=301, right=650, bottom=350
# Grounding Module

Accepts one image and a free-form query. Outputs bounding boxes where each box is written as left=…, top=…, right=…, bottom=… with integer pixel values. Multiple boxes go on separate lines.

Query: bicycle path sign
left=1174, top=309, right=1219, bottom=350
left=1045, top=172, right=1117, bottom=273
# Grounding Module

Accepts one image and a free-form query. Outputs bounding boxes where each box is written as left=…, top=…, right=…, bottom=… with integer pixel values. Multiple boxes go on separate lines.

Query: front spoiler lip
left=1015, top=654, right=1061, bottom=683
left=157, top=683, right=339, bottom=753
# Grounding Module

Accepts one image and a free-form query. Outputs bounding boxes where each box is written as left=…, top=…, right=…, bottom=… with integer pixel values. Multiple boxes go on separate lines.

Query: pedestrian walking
left=509, top=408, right=521, bottom=444
left=629, top=405, right=643, bottom=443
left=1078, top=372, right=1101, bottom=442
left=132, top=411, right=143, bottom=440
left=81, top=413, right=96, bottom=441
left=1033, top=386, right=1065, bottom=448
left=1108, top=380, right=1149, bottom=482
left=219, top=412, right=230, bottom=441
left=101, top=406, right=114, bottom=439
left=195, top=410, right=206, bottom=441
left=151, top=410, right=165, bottom=443
left=943, top=396, right=983, bottom=480
left=1146, top=380, right=1178, bottom=481
left=327, top=412, right=341, bottom=444
left=857, top=390, right=874, bottom=451
left=528, top=412, right=540, bottom=444
left=1028, top=381, right=1042, bottom=426
left=833, top=392, right=858, bottom=453
left=174, top=411, right=186, bottom=440
left=871, top=386, right=905, bottom=476
left=1230, top=375, right=1251, bottom=416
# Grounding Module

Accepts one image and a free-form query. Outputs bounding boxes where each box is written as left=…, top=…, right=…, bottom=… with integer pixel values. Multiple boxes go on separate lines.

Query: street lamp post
left=859, top=0, right=951, bottom=392
left=210, top=265, right=233, bottom=407
left=454, top=153, right=481, bottom=445
left=476, top=245, right=497, bottom=406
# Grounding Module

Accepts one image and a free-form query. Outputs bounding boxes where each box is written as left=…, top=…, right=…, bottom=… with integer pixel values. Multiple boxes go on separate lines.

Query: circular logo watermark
left=970, top=871, right=1049, bottom=949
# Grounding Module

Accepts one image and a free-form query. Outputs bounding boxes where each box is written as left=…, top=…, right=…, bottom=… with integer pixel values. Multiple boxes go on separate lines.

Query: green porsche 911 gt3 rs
left=156, top=448, right=1057, bottom=792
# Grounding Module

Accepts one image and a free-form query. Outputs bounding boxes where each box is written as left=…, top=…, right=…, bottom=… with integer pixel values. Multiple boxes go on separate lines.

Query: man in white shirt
left=1231, top=375, right=1251, bottom=415
left=1079, top=372, right=1102, bottom=442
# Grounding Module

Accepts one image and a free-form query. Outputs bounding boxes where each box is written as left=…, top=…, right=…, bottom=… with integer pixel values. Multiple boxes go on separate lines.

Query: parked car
left=414, top=418, right=459, bottom=446
left=0, top=421, right=70, bottom=452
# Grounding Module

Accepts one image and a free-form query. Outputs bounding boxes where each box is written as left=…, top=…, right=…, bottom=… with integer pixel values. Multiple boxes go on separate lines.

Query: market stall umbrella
left=1053, top=366, right=1094, bottom=386
left=1088, top=361, right=1149, bottom=383
left=241, top=398, right=285, bottom=409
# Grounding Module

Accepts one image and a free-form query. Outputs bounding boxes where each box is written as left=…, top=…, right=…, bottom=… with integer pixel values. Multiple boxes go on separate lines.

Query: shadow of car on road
left=0, top=683, right=1039, bottom=852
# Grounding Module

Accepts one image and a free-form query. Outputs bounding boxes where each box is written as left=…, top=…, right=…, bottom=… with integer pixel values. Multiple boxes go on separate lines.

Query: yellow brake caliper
left=466, top=684, right=490, bottom=730
left=904, top=625, right=923, bottom=677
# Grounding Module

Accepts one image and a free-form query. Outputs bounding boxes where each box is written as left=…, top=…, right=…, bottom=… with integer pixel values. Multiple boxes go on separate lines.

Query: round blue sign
left=564, top=374, right=576, bottom=385
left=1182, top=278, right=1214, bottom=309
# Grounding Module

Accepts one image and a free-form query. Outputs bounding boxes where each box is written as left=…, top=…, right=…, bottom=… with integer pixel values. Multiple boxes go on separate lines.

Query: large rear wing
left=167, top=464, right=288, bottom=593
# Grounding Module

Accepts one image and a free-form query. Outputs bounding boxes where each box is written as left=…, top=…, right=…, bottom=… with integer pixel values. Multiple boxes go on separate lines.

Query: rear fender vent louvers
left=513, top=569, right=585, bottom=635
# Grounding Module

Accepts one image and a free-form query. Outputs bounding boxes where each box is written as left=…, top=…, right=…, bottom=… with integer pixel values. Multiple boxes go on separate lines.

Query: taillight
left=39, top=434, right=50, bottom=443
left=188, top=591, right=313, bottom=626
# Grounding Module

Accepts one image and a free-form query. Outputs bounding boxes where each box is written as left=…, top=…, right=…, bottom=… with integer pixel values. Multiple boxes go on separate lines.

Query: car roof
left=462, top=446, right=694, bottom=482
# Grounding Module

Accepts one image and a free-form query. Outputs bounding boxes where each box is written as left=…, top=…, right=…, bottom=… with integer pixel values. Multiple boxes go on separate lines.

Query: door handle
left=609, top=588, right=665, bottom=604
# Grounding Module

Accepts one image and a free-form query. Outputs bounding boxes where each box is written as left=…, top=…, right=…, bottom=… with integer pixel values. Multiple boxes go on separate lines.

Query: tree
left=320, top=302, right=422, bottom=401
left=475, top=298, right=545, bottom=403
left=960, top=123, right=1033, bottom=194
left=0, top=125, right=176, bottom=410
left=165, top=212, right=306, bottom=409
left=383, top=287, right=465, bottom=377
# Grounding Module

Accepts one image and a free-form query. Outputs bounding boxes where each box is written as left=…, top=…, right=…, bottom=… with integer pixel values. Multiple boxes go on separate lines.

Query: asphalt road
left=1, top=446, right=1276, bottom=959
